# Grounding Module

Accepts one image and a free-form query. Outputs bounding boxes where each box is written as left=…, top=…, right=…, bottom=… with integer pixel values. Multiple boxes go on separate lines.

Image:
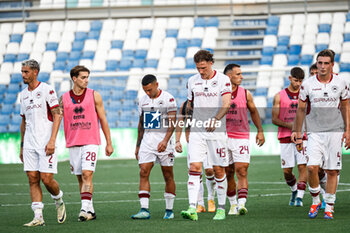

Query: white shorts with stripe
left=23, top=148, right=58, bottom=173
left=69, top=145, right=99, bottom=175
left=280, top=141, right=308, bottom=168
left=227, top=138, right=250, bottom=164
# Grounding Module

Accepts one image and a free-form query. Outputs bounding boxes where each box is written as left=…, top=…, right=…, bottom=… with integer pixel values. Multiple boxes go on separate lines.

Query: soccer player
left=309, top=63, right=317, bottom=77
left=132, top=74, right=177, bottom=220
left=181, top=50, right=231, bottom=221
left=223, top=63, right=265, bottom=215
left=292, top=49, right=350, bottom=220
left=175, top=100, right=217, bottom=213
left=272, top=67, right=307, bottom=207
left=59, top=65, right=114, bottom=221
left=19, top=59, right=66, bottom=226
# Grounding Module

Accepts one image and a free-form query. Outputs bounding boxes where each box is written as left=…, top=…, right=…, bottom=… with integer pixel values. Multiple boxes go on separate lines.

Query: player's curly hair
left=70, top=65, right=90, bottom=80
left=22, top=59, right=40, bottom=72
left=193, top=50, right=215, bottom=64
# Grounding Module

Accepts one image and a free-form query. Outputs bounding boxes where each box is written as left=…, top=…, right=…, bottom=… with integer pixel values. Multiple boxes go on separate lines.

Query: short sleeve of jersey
left=299, top=81, right=309, bottom=102
left=187, top=78, right=193, bottom=101
left=45, top=86, right=59, bottom=109
left=166, top=94, right=177, bottom=112
left=138, top=97, right=143, bottom=116
left=341, top=80, right=349, bottom=100
left=220, top=75, right=232, bottom=96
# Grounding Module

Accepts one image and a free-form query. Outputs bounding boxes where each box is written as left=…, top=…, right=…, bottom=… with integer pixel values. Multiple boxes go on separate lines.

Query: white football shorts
left=227, top=138, right=250, bottom=164
left=23, top=149, right=57, bottom=173
left=187, top=133, right=228, bottom=167
left=138, top=143, right=175, bottom=166
left=69, top=145, right=99, bottom=175
left=307, top=132, right=343, bottom=170
left=280, top=141, right=308, bottom=168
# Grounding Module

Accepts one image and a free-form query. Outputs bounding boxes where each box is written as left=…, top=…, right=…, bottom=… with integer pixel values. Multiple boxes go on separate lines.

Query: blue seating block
left=0, top=85, right=6, bottom=95
left=4, top=54, right=16, bottom=62
left=106, top=60, right=119, bottom=71
left=316, top=44, right=328, bottom=52
left=119, top=59, right=132, bottom=71
left=111, top=40, right=123, bottom=49
left=8, top=124, right=20, bottom=132
left=175, top=48, right=187, bottom=57
left=16, top=53, right=29, bottom=62
left=7, top=84, right=20, bottom=93
left=287, top=55, right=299, bottom=66
left=347, top=13, right=350, bottom=21
left=145, top=59, right=158, bottom=68
left=56, top=52, right=69, bottom=61
left=185, top=58, right=195, bottom=69
left=81, top=51, right=95, bottom=60
left=3, top=94, right=17, bottom=104
left=255, top=87, right=268, bottom=96
left=300, top=54, right=313, bottom=65
left=194, top=17, right=206, bottom=27
left=318, top=24, right=331, bottom=33
left=265, top=26, right=278, bottom=35
left=91, top=20, right=102, bottom=31
left=66, top=61, right=79, bottom=72
left=38, top=72, right=50, bottom=82
left=54, top=61, right=66, bottom=71
left=10, top=34, right=22, bottom=43
left=190, top=38, right=202, bottom=47
left=26, top=23, right=38, bottom=32
left=46, top=42, right=58, bottom=51
left=140, top=29, right=152, bottom=38
left=267, top=16, right=280, bottom=27
left=11, top=114, right=22, bottom=124
left=87, top=31, right=100, bottom=40
left=122, top=50, right=134, bottom=59
left=75, top=32, right=87, bottom=41
left=69, top=51, right=81, bottom=61
left=289, top=45, right=301, bottom=55
left=177, top=39, right=189, bottom=48
left=10, top=73, right=22, bottom=83
left=260, top=56, right=273, bottom=65
left=262, top=47, right=274, bottom=56
left=275, top=45, right=288, bottom=54
left=340, top=63, right=350, bottom=72
left=166, top=29, right=178, bottom=38
left=0, top=114, right=9, bottom=125
left=133, top=59, right=145, bottom=68
left=206, top=17, right=219, bottom=27
left=135, top=50, right=147, bottom=59
left=344, top=33, right=350, bottom=42
left=1, top=104, right=13, bottom=114
left=278, top=36, right=289, bottom=46
left=72, top=41, right=84, bottom=51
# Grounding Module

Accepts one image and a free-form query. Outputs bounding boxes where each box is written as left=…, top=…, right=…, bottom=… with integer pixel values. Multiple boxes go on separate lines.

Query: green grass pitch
left=1, top=155, right=350, bottom=233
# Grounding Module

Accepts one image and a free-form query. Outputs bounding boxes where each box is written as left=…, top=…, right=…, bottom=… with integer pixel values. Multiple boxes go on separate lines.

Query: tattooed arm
left=45, top=97, right=63, bottom=156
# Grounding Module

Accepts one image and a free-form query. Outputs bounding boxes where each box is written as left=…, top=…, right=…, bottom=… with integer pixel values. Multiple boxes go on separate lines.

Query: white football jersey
left=138, top=90, right=177, bottom=152
left=20, top=82, right=59, bottom=149
left=299, top=74, right=348, bottom=132
left=187, top=70, right=231, bottom=139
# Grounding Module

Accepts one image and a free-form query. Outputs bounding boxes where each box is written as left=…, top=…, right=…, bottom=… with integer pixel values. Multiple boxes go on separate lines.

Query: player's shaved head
left=223, top=63, right=240, bottom=75
left=142, top=74, right=157, bottom=86
left=290, top=67, right=305, bottom=80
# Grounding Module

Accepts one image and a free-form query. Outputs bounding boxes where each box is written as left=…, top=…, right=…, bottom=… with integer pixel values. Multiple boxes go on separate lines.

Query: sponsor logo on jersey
left=169, top=98, right=174, bottom=102
left=30, top=99, right=34, bottom=104
left=49, top=90, right=54, bottom=95
left=142, top=103, right=149, bottom=106
left=332, top=85, right=338, bottom=93
left=195, top=82, right=202, bottom=85
left=194, top=92, right=218, bottom=97
left=211, top=81, right=218, bottom=87
left=24, top=96, right=29, bottom=100
left=158, top=100, right=164, bottom=106
left=26, top=104, right=42, bottom=111
left=312, top=88, right=322, bottom=91
left=70, top=122, right=92, bottom=130
left=225, top=82, right=230, bottom=86
left=49, top=164, right=53, bottom=169
left=143, top=110, right=161, bottom=129
left=36, top=91, right=42, bottom=99
left=314, top=97, right=337, bottom=103
left=291, top=103, right=298, bottom=108
left=74, top=106, right=84, bottom=114
left=91, top=162, right=95, bottom=167
left=324, top=92, right=328, bottom=97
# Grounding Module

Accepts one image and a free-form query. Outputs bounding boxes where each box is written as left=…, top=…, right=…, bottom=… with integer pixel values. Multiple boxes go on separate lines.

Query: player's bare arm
left=272, top=93, right=293, bottom=129
left=58, top=95, right=64, bottom=116
left=158, top=110, right=177, bottom=153
left=247, top=90, right=265, bottom=146
left=175, top=103, right=185, bottom=153
left=291, top=99, right=307, bottom=145
left=19, top=116, right=26, bottom=163
left=207, top=92, right=231, bottom=132
left=94, top=91, right=113, bottom=156
left=135, top=113, right=144, bottom=160
left=340, top=99, right=350, bottom=149
left=45, top=105, right=61, bottom=156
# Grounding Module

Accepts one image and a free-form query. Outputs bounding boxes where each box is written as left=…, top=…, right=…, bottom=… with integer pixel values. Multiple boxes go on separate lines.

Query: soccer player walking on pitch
left=181, top=50, right=232, bottom=221
left=20, top=59, right=66, bottom=226
left=223, top=63, right=265, bottom=215
left=272, top=67, right=307, bottom=207
left=292, top=49, right=350, bottom=219
left=59, top=65, right=114, bottom=221
left=132, top=74, right=177, bottom=220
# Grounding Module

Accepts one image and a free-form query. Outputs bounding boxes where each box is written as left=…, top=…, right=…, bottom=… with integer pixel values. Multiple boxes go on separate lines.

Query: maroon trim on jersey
left=155, top=89, right=162, bottom=98
left=70, top=88, right=87, bottom=104
left=29, top=81, right=41, bottom=91
left=20, top=114, right=24, bottom=117
left=50, top=104, right=59, bottom=110
left=221, top=92, right=231, bottom=96
left=232, top=88, right=239, bottom=99
left=316, top=74, right=333, bottom=83
left=46, top=102, right=53, bottom=122
left=306, top=98, right=311, bottom=115
left=285, top=88, right=299, bottom=100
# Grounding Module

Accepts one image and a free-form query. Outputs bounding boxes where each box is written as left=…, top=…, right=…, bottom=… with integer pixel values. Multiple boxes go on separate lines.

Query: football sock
left=297, top=181, right=306, bottom=199
left=164, top=192, right=176, bottom=210
left=206, top=175, right=216, bottom=201
left=197, top=178, right=204, bottom=206
left=188, top=171, right=201, bottom=208
left=238, top=188, right=248, bottom=207
left=227, top=190, right=237, bottom=205
left=215, top=175, right=227, bottom=210
left=286, top=175, right=297, bottom=192
left=81, top=192, right=92, bottom=211
left=309, top=185, right=321, bottom=205
left=51, top=190, right=64, bottom=208
left=138, top=190, right=150, bottom=209
left=31, top=202, right=44, bottom=220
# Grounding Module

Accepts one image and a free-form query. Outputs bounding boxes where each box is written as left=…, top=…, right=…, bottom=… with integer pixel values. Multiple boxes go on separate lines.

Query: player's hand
left=157, top=140, right=167, bottom=152
left=256, top=132, right=265, bottom=146
left=296, top=141, right=303, bottom=152
left=175, top=141, right=183, bottom=153
left=206, top=118, right=217, bottom=132
left=291, top=132, right=299, bottom=144
left=343, top=131, right=350, bottom=150
left=135, top=146, right=140, bottom=160
left=19, top=148, right=23, bottom=163
left=105, top=144, right=113, bottom=157
left=45, top=140, right=55, bottom=156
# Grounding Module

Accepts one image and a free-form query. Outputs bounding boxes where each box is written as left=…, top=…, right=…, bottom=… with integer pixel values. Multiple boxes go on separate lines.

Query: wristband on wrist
left=20, top=142, right=24, bottom=148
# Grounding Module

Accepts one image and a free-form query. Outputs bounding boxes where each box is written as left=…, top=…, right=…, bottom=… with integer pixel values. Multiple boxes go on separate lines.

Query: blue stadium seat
left=344, top=33, right=350, bottom=42
left=46, top=42, right=58, bottom=51
left=66, top=61, right=79, bottom=72
left=133, top=59, right=145, bottom=68
left=4, top=54, right=16, bottom=63
left=108, top=121, right=117, bottom=128
left=56, top=52, right=69, bottom=61
left=267, top=16, right=280, bottom=27
left=81, top=51, right=95, bottom=60
left=316, top=44, right=328, bottom=52
left=26, top=22, right=38, bottom=32
left=275, top=45, right=288, bottom=54
left=0, top=125, right=7, bottom=132
left=117, top=120, right=130, bottom=128
left=145, top=59, right=158, bottom=68
left=335, top=54, right=340, bottom=63
left=204, top=48, right=213, bottom=54
left=267, top=97, right=274, bottom=108
left=72, top=41, right=84, bottom=51
left=0, top=85, right=7, bottom=95
left=8, top=124, right=20, bottom=132
left=347, top=13, right=350, bottom=21
left=255, top=87, right=268, bottom=96
left=111, top=90, right=124, bottom=100
left=190, top=39, right=202, bottom=47
left=119, top=59, right=132, bottom=71
left=287, top=55, right=299, bottom=66
left=11, top=114, right=22, bottom=124
left=3, top=94, right=17, bottom=104
left=108, top=101, right=122, bottom=111
left=260, top=56, right=273, bottom=65
left=262, top=47, right=274, bottom=56
left=87, top=31, right=100, bottom=40
left=13, top=104, right=20, bottom=114
left=135, top=50, right=147, bottom=59
left=340, top=63, right=350, bottom=72
left=125, top=90, right=138, bottom=100
left=111, top=40, right=123, bottom=49
left=38, top=72, right=50, bottom=82
left=122, top=50, right=134, bottom=59
left=54, top=61, right=66, bottom=71
left=194, top=17, right=206, bottom=27
left=175, top=48, right=187, bottom=57
left=166, top=29, right=178, bottom=38
left=140, top=30, right=152, bottom=38
left=99, top=91, right=111, bottom=102
left=318, top=24, right=331, bottom=33
left=119, top=110, right=133, bottom=121
left=7, top=84, right=20, bottom=93
left=300, top=54, right=313, bottom=65
left=69, top=51, right=81, bottom=61
left=91, top=20, right=102, bottom=31
left=277, top=36, right=289, bottom=46
left=10, top=34, right=22, bottom=43
left=75, top=32, right=87, bottom=41
left=265, top=26, right=278, bottom=35
left=1, top=104, right=13, bottom=114
left=106, top=60, right=119, bottom=71
left=206, top=17, right=219, bottom=27
left=289, top=45, right=301, bottom=55
left=16, top=53, right=29, bottom=62
left=185, top=58, right=195, bottom=69
left=177, top=39, right=189, bottom=48
left=10, top=73, right=22, bottom=84
left=168, top=78, right=181, bottom=86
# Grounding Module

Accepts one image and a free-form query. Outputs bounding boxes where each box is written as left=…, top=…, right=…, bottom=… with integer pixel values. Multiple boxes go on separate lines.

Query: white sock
left=206, top=175, right=216, bottom=201
left=290, top=184, right=297, bottom=192
left=309, top=185, right=321, bottom=205
left=81, top=200, right=90, bottom=211
left=197, top=178, right=204, bottom=206
left=164, top=192, right=175, bottom=210
left=238, top=198, right=247, bottom=207
left=215, top=175, right=227, bottom=209
left=31, top=202, right=44, bottom=220
left=188, top=172, right=201, bottom=208
left=139, top=190, right=150, bottom=209
left=51, top=190, right=64, bottom=208
left=228, top=195, right=237, bottom=205
left=324, top=193, right=336, bottom=213
left=89, top=198, right=95, bottom=213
